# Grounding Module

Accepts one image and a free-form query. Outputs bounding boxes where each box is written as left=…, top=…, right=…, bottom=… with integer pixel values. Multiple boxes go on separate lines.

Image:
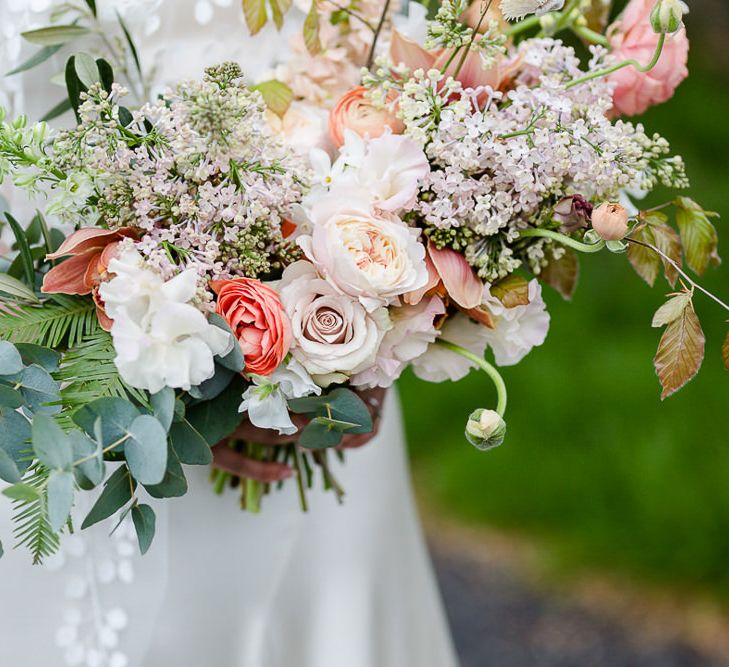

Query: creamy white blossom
left=481, top=279, right=550, bottom=366
left=99, top=249, right=232, bottom=392
left=239, top=358, right=321, bottom=435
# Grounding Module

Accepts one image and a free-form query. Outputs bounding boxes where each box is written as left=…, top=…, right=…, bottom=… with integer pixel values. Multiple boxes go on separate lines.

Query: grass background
left=402, top=3, right=729, bottom=598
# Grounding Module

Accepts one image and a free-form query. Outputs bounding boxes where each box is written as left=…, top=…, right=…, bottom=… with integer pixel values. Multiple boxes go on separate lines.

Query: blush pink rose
left=329, top=87, right=405, bottom=148
left=608, top=0, right=689, bottom=117
left=212, top=278, right=292, bottom=376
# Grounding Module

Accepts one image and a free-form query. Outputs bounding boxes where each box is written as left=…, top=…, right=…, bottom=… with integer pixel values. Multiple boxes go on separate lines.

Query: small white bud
left=650, top=0, right=688, bottom=34
left=465, top=409, right=506, bottom=451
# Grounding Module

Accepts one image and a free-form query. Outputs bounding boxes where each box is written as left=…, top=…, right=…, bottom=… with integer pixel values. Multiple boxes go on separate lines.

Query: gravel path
left=430, top=540, right=727, bottom=667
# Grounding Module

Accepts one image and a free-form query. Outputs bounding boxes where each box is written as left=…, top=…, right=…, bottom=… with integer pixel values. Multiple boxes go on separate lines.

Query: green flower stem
left=212, top=469, right=230, bottom=495
left=435, top=339, right=508, bottom=416
left=566, top=32, right=666, bottom=90
left=518, top=227, right=606, bottom=253
left=504, top=14, right=541, bottom=37
left=293, top=444, right=309, bottom=513
left=571, top=24, right=611, bottom=47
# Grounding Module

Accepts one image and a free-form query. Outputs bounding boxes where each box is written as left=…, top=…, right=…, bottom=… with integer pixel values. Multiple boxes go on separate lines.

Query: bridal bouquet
left=1, top=0, right=727, bottom=562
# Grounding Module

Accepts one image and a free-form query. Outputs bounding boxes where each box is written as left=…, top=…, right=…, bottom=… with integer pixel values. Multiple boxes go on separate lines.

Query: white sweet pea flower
left=99, top=249, right=232, bottom=393
left=412, top=314, right=490, bottom=383
left=481, top=279, right=550, bottom=366
left=239, top=358, right=321, bottom=435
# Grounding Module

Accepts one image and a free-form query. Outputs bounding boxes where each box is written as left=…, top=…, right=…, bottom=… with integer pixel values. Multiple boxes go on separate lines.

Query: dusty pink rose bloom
left=608, top=0, right=689, bottom=117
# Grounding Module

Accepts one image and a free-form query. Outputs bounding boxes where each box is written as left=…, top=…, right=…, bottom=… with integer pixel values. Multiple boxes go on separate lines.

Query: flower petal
left=390, top=30, right=437, bottom=72
left=41, top=249, right=101, bottom=295
left=428, top=243, right=483, bottom=309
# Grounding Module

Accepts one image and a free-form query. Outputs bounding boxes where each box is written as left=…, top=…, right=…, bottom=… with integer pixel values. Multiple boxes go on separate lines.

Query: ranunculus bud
left=650, top=0, right=688, bottom=34
left=591, top=202, right=629, bottom=241
left=465, top=408, right=506, bottom=451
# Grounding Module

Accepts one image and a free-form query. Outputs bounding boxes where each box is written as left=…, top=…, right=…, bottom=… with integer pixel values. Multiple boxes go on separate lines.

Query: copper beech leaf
left=652, top=223, right=682, bottom=287
left=490, top=275, right=529, bottom=308
left=627, top=223, right=661, bottom=287
left=651, top=293, right=692, bottom=328
left=653, top=296, right=705, bottom=399
left=723, top=329, right=729, bottom=371
left=242, top=0, right=268, bottom=35
left=674, top=197, right=720, bottom=276
left=540, top=250, right=578, bottom=301
left=303, top=1, right=322, bottom=55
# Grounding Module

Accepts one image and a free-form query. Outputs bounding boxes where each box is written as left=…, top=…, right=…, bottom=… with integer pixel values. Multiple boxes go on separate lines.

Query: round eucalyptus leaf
left=0, top=341, right=23, bottom=376
left=73, top=397, right=140, bottom=447
left=47, top=470, right=75, bottom=531
left=15, top=344, right=60, bottom=372
left=17, top=364, right=61, bottom=415
left=32, top=413, right=73, bottom=470
left=69, top=429, right=104, bottom=487
left=0, top=448, right=21, bottom=484
left=150, top=388, right=175, bottom=432
left=124, top=415, right=168, bottom=485
left=0, top=384, right=24, bottom=409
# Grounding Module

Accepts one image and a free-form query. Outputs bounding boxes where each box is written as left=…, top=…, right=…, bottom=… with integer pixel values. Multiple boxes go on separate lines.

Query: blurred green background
left=403, top=2, right=729, bottom=599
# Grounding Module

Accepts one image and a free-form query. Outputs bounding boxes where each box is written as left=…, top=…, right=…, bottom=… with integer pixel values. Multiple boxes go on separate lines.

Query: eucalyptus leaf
left=209, top=314, right=244, bottom=373
left=81, top=465, right=136, bottom=530
left=298, top=419, right=344, bottom=449
left=0, top=385, right=23, bottom=408
left=290, top=388, right=372, bottom=435
left=69, top=429, right=104, bottom=486
left=21, top=25, right=91, bottom=46
left=47, top=470, right=74, bottom=531
left=32, top=413, right=73, bottom=470
left=150, top=388, right=175, bottom=432
left=169, top=420, right=212, bottom=465
left=73, top=397, right=140, bottom=446
left=189, top=365, right=234, bottom=402
left=0, top=407, right=32, bottom=475
left=131, top=504, right=156, bottom=555
left=124, top=415, right=168, bottom=485
left=17, top=364, right=61, bottom=415
left=0, top=448, right=21, bottom=484
left=2, top=482, right=40, bottom=502
left=144, top=446, right=187, bottom=498
left=0, top=341, right=23, bottom=376
left=185, top=375, right=246, bottom=444
left=15, top=344, right=60, bottom=372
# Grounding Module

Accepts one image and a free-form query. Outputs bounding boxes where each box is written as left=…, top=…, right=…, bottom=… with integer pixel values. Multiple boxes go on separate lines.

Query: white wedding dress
left=0, top=3, right=459, bottom=666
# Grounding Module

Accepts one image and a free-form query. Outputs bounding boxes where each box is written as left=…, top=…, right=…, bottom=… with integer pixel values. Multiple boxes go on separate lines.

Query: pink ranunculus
left=608, top=0, right=689, bottom=117
left=212, top=278, right=292, bottom=377
left=329, top=87, right=405, bottom=148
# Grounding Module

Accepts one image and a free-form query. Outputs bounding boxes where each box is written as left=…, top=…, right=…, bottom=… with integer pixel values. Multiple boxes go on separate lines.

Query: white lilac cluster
left=50, top=64, right=307, bottom=296
left=398, top=39, right=687, bottom=281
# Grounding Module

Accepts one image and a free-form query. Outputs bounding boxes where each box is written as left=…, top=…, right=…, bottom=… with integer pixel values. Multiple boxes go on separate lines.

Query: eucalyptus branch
left=435, top=339, right=508, bottom=416
left=366, top=0, right=392, bottom=69
left=566, top=32, right=666, bottom=90
left=72, top=434, right=131, bottom=467
left=625, top=237, right=729, bottom=314
left=518, top=227, right=606, bottom=253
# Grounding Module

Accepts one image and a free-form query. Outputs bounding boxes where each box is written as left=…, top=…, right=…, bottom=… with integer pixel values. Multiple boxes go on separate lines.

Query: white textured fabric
left=0, top=3, right=459, bottom=665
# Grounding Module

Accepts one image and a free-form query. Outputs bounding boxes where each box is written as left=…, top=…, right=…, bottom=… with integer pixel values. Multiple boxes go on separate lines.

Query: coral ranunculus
left=212, top=278, right=292, bottom=376
left=608, top=0, right=689, bottom=117
left=329, top=87, right=404, bottom=148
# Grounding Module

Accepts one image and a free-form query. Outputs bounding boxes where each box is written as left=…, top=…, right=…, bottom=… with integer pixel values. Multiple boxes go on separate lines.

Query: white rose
left=412, top=313, right=489, bottom=383
left=352, top=295, right=445, bottom=388
left=298, top=186, right=428, bottom=311
left=265, top=102, right=331, bottom=155
left=99, top=249, right=232, bottom=392
left=481, top=279, right=550, bottom=366
left=279, top=261, right=391, bottom=386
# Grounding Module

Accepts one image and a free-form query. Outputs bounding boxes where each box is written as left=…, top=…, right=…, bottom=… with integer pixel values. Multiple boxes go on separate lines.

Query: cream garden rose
left=298, top=187, right=429, bottom=311
left=279, top=261, right=391, bottom=386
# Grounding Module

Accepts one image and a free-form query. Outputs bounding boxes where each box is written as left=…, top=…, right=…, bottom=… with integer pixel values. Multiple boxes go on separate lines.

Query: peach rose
left=608, top=0, right=689, bottom=117
left=212, top=278, right=292, bottom=377
left=329, top=87, right=405, bottom=148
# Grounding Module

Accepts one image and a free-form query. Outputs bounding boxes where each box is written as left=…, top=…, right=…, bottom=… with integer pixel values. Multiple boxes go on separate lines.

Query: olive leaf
left=540, top=250, right=578, bottom=301
left=674, top=197, right=720, bottom=276
left=21, top=25, right=91, bottom=47
left=653, top=293, right=705, bottom=399
left=490, top=275, right=529, bottom=308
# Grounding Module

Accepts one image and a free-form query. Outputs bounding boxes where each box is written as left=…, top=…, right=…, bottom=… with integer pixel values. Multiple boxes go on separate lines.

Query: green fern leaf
left=10, top=465, right=60, bottom=565
left=0, top=295, right=96, bottom=348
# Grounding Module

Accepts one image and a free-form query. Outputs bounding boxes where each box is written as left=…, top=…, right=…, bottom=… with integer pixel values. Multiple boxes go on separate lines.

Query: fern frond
left=56, top=326, right=148, bottom=413
left=11, top=465, right=60, bottom=565
left=0, top=295, right=96, bottom=347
